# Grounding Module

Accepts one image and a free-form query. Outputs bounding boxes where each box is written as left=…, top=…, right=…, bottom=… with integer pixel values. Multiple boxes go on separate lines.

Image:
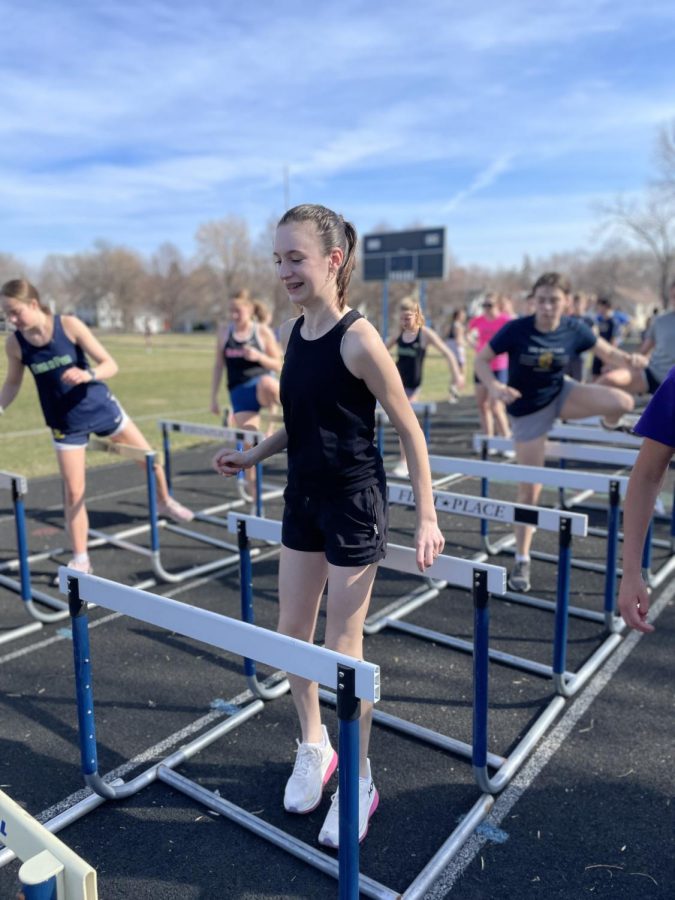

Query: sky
left=2, top=0, right=675, bottom=270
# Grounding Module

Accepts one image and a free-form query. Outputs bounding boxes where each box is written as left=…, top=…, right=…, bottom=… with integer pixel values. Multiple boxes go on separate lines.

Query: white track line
left=423, top=582, right=675, bottom=898
left=36, top=681, right=262, bottom=822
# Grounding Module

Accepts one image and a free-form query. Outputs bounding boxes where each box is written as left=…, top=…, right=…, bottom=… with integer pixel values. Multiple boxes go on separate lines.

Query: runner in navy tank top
left=385, top=296, right=464, bottom=477
left=213, top=204, right=445, bottom=848
left=0, top=279, right=194, bottom=577
left=210, top=290, right=281, bottom=502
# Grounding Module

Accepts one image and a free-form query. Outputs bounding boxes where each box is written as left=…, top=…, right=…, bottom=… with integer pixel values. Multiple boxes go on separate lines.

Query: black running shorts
left=281, top=480, right=388, bottom=567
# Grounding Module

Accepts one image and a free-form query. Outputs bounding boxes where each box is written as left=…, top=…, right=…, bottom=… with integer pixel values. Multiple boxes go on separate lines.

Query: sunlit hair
left=277, top=204, right=357, bottom=310
left=252, top=299, right=272, bottom=325
left=1, top=278, right=50, bottom=313
left=229, top=288, right=253, bottom=306
left=399, top=296, right=425, bottom=328
left=532, top=272, right=572, bottom=296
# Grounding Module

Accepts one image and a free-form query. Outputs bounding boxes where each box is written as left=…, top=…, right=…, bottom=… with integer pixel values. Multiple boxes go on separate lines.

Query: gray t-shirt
left=645, top=310, right=675, bottom=382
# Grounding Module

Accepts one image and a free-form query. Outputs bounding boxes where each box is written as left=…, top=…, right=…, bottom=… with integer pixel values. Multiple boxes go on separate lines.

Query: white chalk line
left=423, top=582, right=675, bottom=898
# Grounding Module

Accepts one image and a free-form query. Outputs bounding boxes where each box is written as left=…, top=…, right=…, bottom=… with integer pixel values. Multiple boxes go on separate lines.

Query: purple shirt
left=634, top=365, right=675, bottom=448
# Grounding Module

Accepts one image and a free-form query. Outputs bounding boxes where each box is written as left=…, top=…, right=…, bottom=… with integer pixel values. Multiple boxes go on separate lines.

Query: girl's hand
left=489, top=382, right=520, bottom=405
left=61, top=366, right=93, bottom=386
left=617, top=575, right=655, bottom=633
left=210, top=400, right=220, bottom=416
left=242, top=345, right=261, bottom=362
left=415, top=519, right=445, bottom=571
left=212, top=447, right=254, bottom=477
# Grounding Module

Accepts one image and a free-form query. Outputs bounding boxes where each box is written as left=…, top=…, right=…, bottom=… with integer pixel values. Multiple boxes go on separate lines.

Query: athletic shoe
left=500, top=449, right=516, bottom=460
left=158, top=497, right=194, bottom=523
left=284, top=725, right=338, bottom=814
left=318, top=758, right=379, bottom=848
left=391, top=462, right=409, bottom=478
left=508, top=560, right=531, bottom=593
left=600, top=416, right=634, bottom=435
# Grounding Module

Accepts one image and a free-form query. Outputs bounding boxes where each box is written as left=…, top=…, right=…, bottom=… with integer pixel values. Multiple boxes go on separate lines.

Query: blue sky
left=2, top=0, right=675, bottom=269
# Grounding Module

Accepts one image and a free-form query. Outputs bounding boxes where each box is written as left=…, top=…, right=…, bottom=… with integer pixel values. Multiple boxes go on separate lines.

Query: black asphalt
left=0, top=400, right=672, bottom=899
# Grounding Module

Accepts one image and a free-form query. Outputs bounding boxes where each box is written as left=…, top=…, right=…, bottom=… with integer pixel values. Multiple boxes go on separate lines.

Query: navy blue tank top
left=280, top=309, right=385, bottom=496
left=223, top=324, right=267, bottom=389
left=14, top=316, right=113, bottom=432
left=396, top=329, right=426, bottom=390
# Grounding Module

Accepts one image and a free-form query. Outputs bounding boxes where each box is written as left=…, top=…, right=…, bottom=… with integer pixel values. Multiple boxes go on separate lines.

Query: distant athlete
left=475, top=272, right=647, bottom=593
left=387, top=296, right=464, bottom=477
left=0, top=279, right=193, bottom=576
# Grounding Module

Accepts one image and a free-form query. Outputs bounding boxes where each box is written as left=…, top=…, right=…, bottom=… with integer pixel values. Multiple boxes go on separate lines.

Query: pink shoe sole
left=319, top=787, right=379, bottom=848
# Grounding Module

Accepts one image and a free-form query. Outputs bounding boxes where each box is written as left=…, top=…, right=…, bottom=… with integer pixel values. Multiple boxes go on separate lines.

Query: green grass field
left=0, top=332, right=474, bottom=479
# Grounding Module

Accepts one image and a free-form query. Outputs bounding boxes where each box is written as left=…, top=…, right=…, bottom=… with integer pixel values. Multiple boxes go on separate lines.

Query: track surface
left=1, top=400, right=672, bottom=899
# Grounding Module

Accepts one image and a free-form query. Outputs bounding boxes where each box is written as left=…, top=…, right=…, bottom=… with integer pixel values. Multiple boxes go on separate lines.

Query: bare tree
left=195, top=216, right=253, bottom=300
left=596, top=190, right=675, bottom=306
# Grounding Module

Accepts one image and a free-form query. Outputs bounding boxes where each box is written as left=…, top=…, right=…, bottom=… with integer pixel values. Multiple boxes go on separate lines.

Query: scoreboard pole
left=381, top=282, right=389, bottom=339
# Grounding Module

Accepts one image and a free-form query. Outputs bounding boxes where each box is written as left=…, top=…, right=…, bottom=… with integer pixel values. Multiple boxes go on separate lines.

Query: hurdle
left=546, top=423, right=675, bottom=529
left=55, top=569, right=400, bottom=899
left=0, top=788, right=97, bottom=899
left=375, top=402, right=437, bottom=457
left=0, top=471, right=71, bottom=644
left=81, top=437, right=278, bottom=584
left=229, top=513, right=585, bottom=797
left=428, top=454, right=634, bottom=630
left=471, top=435, right=675, bottom=586
left=159, top=419, right=285, bottom=514
left=383, top=483, right=620, bottom=697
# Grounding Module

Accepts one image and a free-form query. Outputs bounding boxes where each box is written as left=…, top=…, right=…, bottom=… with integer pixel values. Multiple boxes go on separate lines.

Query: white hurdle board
left=227, top=512, right=507, bottom=595
left=547, top=423, right=644, bottom=448
left=0, top=471, right=28, bottom=493
left=0, top=787, right=97, bottom=899
left=472, top=434, right=640, bottom=468
left=58, top=570, right=380, bottom=702
left=429, top=454, right=630, bottom=497
left=159, top=420, right=265, bottom=444
left=388, top=483, right=588, bottom=537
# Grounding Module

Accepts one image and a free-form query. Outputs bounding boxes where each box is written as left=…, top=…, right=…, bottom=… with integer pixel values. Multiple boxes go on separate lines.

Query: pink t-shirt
left=469, top=314, right=511, bottom=371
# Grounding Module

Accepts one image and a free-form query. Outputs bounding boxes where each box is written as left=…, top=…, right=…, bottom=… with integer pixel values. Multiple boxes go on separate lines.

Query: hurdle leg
left=237, top=520, right=289, bottom=700
left=161, top=422, right=173, bottom=495
left=337, top=664, right=360, bottom=900
left=603, top=481, right=624, bottom=633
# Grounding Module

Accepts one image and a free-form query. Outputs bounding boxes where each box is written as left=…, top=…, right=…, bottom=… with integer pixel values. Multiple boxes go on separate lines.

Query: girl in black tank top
left=386, top=297, right=465, bottom=477
left=213, top=205, right=444, bottom=846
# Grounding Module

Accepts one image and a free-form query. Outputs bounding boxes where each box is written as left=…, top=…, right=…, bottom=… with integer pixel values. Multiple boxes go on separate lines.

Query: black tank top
left=280, top=309, right=384, bottom=496
left=223, top=324, right=267, bottom=389
left=396, top=329, right=426, bottom=390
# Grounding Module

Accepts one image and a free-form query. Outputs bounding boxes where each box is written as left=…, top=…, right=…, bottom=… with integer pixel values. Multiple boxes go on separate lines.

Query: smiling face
left=534, top=285, right=567, bottom=331
left=1, top=295, right=42, bottom=331
left=273, top=222, right=342, bottom=308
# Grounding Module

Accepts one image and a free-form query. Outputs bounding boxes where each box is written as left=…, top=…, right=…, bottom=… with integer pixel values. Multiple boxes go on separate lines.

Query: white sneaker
left=391, top=462, right=409, bottom=478
left=501, top=449, right=516, bottom=460
left=318, top=758, right=379, bottom=848
left=158, top=497, right=194, bottom=523
left=284, top=725, right=338, bottom=814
